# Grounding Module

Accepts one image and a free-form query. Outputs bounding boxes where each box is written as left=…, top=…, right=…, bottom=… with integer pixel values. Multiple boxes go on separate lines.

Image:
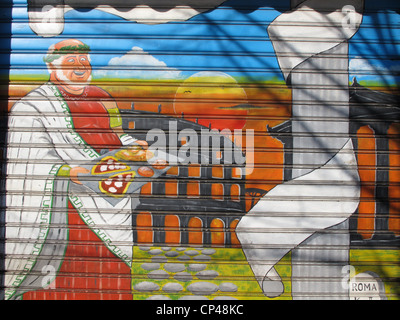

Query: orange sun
left=173, top=71, right=248, bottom=131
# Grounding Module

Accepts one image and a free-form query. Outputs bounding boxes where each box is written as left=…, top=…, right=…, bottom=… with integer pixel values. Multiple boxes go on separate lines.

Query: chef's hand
left=132, top=140, right=148, bottom=150
left=70, top=166, right=89, bottom=184
left=120, top=134, right=148, bottom=150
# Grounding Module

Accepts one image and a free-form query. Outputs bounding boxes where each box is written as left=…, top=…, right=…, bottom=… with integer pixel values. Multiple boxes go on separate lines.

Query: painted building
left=0, top=0, right=399, bottom=300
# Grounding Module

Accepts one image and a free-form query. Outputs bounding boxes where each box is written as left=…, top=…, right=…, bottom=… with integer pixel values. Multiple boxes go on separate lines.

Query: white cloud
left=94, top=46, right=182, bottom=79
left=349, top=57, right=385, bottom=73
left=349, top=57, right=399, bottom=84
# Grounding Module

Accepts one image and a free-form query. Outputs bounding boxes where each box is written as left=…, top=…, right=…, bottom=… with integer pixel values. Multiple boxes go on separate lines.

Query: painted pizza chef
left=5, top=39, right=149, bottom=299
left=9, top=0, right=366, bottom=300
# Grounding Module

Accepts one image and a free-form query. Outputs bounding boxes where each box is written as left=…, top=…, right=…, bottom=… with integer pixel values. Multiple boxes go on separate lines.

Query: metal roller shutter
left=1, top=0, right=399, bottom=301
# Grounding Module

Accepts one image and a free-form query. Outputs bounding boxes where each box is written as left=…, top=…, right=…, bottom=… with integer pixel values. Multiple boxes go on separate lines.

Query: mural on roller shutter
left=3, top=0, right=399, bottom=300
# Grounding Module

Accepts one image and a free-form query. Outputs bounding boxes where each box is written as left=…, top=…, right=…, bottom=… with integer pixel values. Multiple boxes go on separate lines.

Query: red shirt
left=57, top=85, right=122, bottom=153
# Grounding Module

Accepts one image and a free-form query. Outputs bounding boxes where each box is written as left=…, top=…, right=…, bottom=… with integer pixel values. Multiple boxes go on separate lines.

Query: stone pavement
left=132, top=246, right=240, bottom=300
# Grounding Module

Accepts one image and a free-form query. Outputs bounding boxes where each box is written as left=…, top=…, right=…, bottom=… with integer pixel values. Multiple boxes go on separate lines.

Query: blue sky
left=348, top=4, right=400, bottom=85
left=9, top=0, right=400, bottom=85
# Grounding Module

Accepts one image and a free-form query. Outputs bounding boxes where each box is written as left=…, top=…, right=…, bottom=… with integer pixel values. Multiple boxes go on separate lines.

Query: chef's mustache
left=54, top=68, right=92, bottom=87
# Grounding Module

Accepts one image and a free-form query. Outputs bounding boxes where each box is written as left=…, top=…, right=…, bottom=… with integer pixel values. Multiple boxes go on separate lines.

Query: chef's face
left=51, top=53, right=92, bottom=86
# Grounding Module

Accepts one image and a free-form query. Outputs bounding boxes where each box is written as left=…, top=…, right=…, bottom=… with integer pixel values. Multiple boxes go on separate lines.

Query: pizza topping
left=108, top=187, right=117, bottom=193
left=99, top=171, right=136, bottom=198
left=92, top=156, right=129, bottom=175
